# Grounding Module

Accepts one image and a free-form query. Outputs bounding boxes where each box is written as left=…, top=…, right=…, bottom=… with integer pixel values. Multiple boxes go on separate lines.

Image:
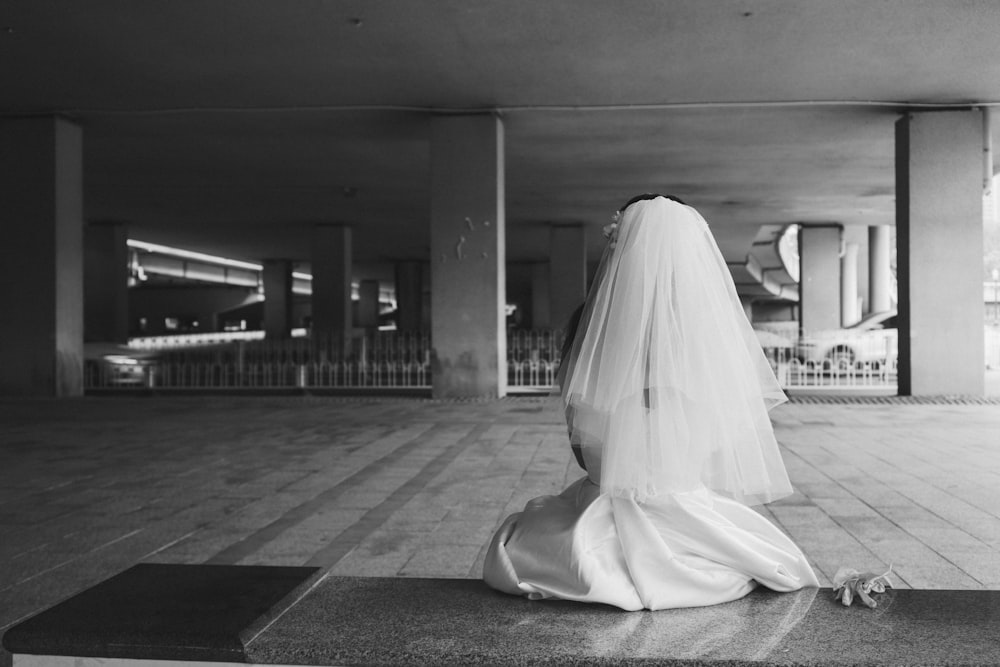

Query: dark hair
left=618, top=193, right=686, bottom=213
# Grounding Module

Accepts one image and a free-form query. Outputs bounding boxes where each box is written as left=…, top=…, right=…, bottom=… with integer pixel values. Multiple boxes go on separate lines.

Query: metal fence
left=507, top=329, right=564, bottom=391
left=86, top=326, right=909, bottom=392
left=86, top=332, right=432, bottom=390
left=755, top=322, right=898, bottom=390
left=774, top=357, right=898, bottom=389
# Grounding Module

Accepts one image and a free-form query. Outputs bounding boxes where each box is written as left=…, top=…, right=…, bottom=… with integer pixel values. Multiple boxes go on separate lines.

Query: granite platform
left=4, top=564, right=1000, bottom=666
left=2, top=564, right=319, bottom=664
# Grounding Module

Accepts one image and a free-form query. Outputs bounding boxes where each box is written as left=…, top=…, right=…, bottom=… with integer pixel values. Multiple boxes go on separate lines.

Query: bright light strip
left=128, top=239, right=321, bottom=283
left=128, top=328, right=308, bottom=349
left=127, top=240, right=263, bottom=272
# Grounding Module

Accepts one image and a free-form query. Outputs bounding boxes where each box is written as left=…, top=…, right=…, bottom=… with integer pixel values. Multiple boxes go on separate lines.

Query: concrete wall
left=0, top=117, right=84, bottom=396
left=549, top=224, right=587, bottom=330
left=85, top=223, right=129, bottom=343
left=798, top=224, right=842, bottom=332
left=896, top=111, right=985, bottom=395
left=430, top=115, right=506, bottom=398
left=843, top=224, right=870, bottom=319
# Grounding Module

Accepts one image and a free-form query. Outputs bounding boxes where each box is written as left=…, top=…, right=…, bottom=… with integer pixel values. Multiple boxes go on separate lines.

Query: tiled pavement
left=1, top=394, right=999, bottom=655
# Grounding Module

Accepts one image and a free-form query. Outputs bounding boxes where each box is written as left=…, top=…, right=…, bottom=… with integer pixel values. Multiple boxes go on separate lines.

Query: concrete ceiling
left=3, top=1, right=1000, bottom=275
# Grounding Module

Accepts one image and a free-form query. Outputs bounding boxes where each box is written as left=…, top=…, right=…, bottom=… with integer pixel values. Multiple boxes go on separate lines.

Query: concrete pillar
left=0, top=117, right=84, bottom=396
left=798, top=224, right=842, bottom=333
left=262, top=259, right=293, bottom=339
left=358, top=279, right=379, bottom=330
left=549, top=224, right=587, bottom=330
left=868, top=225, right=892, bottom=314
left=394, top=261, right=423, bottom=332
left=896, top=110, right=985, bottom=396
left=430, top=114, right=506, bottom=398
left=840, top=242, right=860, bottom=326
left=85, top=222, right=129, bottom=343
left=312, top=225, right=352, bottom=345
left=531, top=262, right=551, bottom=329
left=844, top=224, right=870, bottom=315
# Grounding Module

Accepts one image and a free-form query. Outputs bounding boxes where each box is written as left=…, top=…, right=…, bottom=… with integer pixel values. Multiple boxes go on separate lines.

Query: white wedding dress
left=482, top=447, right=819, bottom=611
left=483, top=197, right=819, bottom=610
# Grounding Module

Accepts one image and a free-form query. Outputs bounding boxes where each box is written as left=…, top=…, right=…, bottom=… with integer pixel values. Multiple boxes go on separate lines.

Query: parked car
left=84, top=343, right=159, bottom=387
left=795, top=311, right=898, bottom=369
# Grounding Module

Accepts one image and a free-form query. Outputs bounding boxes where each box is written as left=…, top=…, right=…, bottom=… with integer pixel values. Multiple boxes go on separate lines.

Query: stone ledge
left=249, top=576, right=1000, bottom=666
left=5, top=565, right=1000, bottom=666
left=2, top=564, right=318, bottom=663
left=786, top=393, right=1000, bottom=405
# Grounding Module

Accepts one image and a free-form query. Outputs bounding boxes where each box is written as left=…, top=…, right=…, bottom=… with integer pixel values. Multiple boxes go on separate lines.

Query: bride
left=484, top=195, right=819, bottom=610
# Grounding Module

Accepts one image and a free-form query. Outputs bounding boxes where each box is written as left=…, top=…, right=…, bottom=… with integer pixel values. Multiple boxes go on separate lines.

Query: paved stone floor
left=1, top=394, right=999, bottom=662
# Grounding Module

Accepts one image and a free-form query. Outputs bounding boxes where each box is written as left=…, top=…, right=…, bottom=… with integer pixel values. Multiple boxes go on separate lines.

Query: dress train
left=483, top=477, right=819, bottom=611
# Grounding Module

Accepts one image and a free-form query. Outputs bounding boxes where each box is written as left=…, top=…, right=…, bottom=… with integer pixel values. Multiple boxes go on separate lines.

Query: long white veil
left=560, top=197, right=792, bottom=505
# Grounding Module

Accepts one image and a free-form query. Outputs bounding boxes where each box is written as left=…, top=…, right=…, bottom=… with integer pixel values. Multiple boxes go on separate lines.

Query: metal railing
left=774, top=357, right=898, bottom=389
left=85, top=326, right=911, bottom=392
left=755, top=322, right=899, bottom=390
left=507, top=329, right=565, bottom=391
left=140, top=361, right=430, bottom=389
left=508, top=359, right=559, bottom=390
left=86, top=332, right=432, bottom=390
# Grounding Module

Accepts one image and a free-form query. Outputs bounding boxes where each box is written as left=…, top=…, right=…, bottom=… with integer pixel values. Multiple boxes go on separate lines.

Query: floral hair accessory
left=832, top=565, right=894, bottom=608
left=603, top=210, right=621, bottom=248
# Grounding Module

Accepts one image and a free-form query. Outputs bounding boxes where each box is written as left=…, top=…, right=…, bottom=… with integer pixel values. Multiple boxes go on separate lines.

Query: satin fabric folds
left=483, top=476, right=819, bottom=611
left=483, top=197, right=819, bottom=610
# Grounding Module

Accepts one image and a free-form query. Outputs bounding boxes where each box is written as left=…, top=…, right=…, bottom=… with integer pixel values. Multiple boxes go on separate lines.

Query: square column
left=840, top=242, right=860, bottom=326
left=798, top=224, right=842, bottom=333
left=85, top=222, right=129, bottom=343
left=843, top=224, right=870, bottom=316
left=357, top=279, right=379, bottom=331
left=262, top=259, right=293, bottom=339
left=531, top=262, right=551, bottom=329
left=549, top=224, right=587, bottom=330
left=868, top=225, right=893, bottom=314
left=430, top=114, right=506, bottom=398
left=896, top=110, right=985, bottom=396
left=312, top=225, right=352, bottom=345
left=0, top=117, right=83, bottom=396
left=394, top=261, right=424, bottom=332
